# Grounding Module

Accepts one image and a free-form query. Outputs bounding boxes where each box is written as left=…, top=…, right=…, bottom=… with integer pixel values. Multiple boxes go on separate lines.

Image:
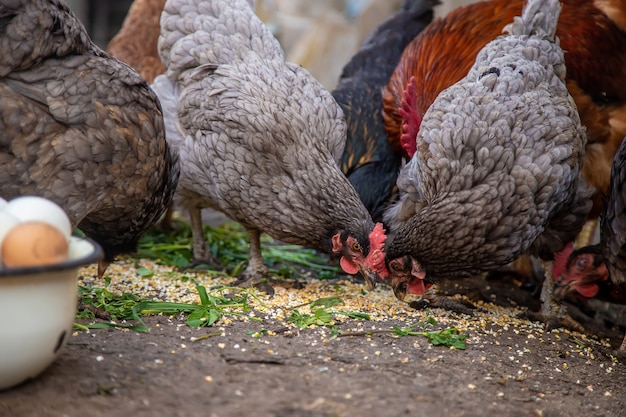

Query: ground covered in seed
left=2, top=258, right=626, bottom=417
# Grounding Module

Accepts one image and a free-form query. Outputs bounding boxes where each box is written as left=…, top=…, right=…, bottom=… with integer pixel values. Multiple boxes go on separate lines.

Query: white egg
left=0, top=197, right=7, bottom=210
left=0, top=210, right=20, bottom=265
left=4, top=196, right=72, bottom=240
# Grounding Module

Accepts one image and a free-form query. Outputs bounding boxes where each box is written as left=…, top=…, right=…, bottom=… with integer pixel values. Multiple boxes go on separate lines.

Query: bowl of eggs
left=0, top=196, right=103, bottom=391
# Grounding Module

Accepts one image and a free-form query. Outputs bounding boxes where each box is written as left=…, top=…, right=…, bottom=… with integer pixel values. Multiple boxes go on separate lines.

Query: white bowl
left=0, top=237, right=103, bottom=390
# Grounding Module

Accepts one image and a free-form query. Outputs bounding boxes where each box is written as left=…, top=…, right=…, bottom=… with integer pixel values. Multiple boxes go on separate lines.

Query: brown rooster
left=106, top=0, right=166, bottom=84
left=382, top=0, right=626, bottom=221
left=555, top=136, right=626, bottom=350
left=337, top=0, right=438, bottom=223
left=0, top=0, right=179, bottom=277
left=150, top=0, right=388, bottom=291
left=382, top=0, right=593, bottom=322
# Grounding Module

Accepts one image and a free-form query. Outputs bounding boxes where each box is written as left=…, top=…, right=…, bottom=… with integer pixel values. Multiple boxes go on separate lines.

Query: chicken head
left=332, top=222, right=389, bottom=288
left=554, top=243, right=610, bottom=300
left=386, top=254, right=431, bottom=300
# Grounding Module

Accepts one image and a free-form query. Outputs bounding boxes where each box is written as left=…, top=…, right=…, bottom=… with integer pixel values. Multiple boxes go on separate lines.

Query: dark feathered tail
left=401, top=0, right=441, bottom=16
left=335, top=0, right=440, bottom=87
left=337, top=0, right=438, bottom=222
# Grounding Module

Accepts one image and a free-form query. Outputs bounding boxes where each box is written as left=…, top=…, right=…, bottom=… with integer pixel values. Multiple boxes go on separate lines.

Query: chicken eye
left=575, top=257, right=588, bottom=270
left=390, top=260, right=403, bottom=271
left=351, top=242, right=362, bottom=252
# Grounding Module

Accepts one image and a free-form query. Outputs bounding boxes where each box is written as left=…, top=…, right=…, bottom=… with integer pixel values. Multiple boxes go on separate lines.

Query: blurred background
left=65, top=0, right=478, bottom=90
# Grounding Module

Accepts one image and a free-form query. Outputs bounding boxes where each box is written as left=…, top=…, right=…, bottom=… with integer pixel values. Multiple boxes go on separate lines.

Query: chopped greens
left=287, top=296, right=370, bottom=336
left=76, top=280, right=261, bottom=332
left=136, top=221, right=340, bottom=279
left=336, top=317, right=469, bottom=349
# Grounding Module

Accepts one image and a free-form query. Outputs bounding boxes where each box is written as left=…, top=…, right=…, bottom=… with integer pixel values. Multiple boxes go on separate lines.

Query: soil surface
left=1, top=273, right=626, bottom=417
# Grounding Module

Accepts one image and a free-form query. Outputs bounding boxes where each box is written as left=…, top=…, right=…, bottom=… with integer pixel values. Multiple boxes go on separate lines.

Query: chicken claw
left=232, top=229, right=304, bottom=295
left=408, top=289, right=477, bottom=316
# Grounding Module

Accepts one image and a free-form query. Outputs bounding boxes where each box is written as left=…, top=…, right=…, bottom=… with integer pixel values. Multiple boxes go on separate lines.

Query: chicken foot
left=183, top=206, right=222, bottom=270
left=234, top=228, right=272, bottom=293
left=232, top=228, right=304, bottom=295
left=408, top=286, right=477, bottom=316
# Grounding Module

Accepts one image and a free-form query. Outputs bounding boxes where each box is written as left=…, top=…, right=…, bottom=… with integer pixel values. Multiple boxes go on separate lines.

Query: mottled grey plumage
left=0, top=0, right=179, bottom=271
left=151, top=0, right=386, bottom=284
left=384, top=0, right=592, bottom=282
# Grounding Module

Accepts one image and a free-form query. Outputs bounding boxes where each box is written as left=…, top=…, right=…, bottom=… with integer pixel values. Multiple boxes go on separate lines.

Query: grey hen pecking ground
left=382, top=0, right=593, bottom=322
left=0, top=0, right=179, bottom=276
left=151, top=0, right=389, bottom=292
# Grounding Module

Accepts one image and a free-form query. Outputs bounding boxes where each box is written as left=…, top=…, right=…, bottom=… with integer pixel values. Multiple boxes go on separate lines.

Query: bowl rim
left=0, top=236, right=103, bottom=278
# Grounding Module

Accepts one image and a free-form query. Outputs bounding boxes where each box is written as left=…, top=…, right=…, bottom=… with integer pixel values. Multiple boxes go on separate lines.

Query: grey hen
left=151, top=0, right=389, bottom=290
left=0, top=0, right=179, bottom=276
left=383, top=0, right=593, bottom=319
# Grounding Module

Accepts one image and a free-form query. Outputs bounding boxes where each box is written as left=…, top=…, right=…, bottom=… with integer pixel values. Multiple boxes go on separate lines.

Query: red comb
left=366, top=222, right=388, bottom=278
left=553, top=242, right=574, bottom=280
left=398, top=76, right=420, bottom=159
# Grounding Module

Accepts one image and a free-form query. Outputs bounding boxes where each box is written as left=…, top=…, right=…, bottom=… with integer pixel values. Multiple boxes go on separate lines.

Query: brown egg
left=1, top=221, right=69, bottom=268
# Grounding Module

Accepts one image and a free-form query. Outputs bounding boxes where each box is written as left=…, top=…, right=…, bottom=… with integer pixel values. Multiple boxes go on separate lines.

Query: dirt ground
left=1, top=273, right=626, bottom=417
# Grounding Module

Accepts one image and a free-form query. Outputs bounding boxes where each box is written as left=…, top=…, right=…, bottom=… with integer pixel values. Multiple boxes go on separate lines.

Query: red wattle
left=576, top=283, right=600, bottom=299
left=408, top=279, right=426, bottom=295
left=340, top=257, right=359, bottom=275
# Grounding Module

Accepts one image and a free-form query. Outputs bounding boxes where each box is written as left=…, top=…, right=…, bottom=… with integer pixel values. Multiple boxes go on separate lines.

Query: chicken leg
left=539, top=260, right=556, bottom=317
left=239, top=228, right=269, bottom=284
left=233, top=228, right=303, bottom=295
left=537, top=259, right=587, bottom=333
left=186, top=206, right=221, bottom=269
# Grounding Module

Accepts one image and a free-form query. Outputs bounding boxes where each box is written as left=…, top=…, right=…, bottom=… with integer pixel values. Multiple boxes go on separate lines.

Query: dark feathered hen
left=151, top=0, right=388, bottom=289
left=336, top=0, right=438, bottom=222
left=0, top=0, right=179, bottom=276
left=383, top=0, right=593, bottom=318
left=555, top=136, right=626, bottom=349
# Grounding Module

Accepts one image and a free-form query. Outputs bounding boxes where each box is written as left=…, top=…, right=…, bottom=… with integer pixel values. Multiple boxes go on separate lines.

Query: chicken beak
left=359, top=266, right=379, bottom=290
left=392, top=282, right=407, bottom=301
